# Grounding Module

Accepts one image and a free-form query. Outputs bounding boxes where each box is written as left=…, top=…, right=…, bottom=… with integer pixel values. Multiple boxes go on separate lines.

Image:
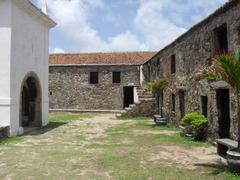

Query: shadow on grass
left=45, top=121, right=68, bottom=129
left=117, top=115, right=151, bottom=121
left=0, top=136, right=24, bottom=146
left=195, top=162, right=240, bottom=178
left=137, top=123, right=179, bottom=131
left=25, top=113, right=95, bottom=136
left=195, top=162, right=227, bottom=174
left=0, top=120, right=73, bottom=145
left=24, top=121, right=68, bottom=136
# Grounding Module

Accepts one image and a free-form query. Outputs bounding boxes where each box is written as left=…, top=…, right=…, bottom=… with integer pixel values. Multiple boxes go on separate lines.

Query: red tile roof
left=49, top=52, right=156, bottom=65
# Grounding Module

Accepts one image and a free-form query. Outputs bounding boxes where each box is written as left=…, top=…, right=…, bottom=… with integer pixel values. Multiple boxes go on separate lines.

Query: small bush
left=180, top=112, right=208, bottom=140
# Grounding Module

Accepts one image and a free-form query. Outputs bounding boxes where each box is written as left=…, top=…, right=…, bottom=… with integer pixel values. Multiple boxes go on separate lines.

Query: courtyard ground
left=0, top=113, right=239, bottom=179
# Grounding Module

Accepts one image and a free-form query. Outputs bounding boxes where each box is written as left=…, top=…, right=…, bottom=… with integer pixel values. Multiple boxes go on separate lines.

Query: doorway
left=179, top=90, right=185, bottom=119
left=124, top=86, right=134, bottom=108
left=201, top=96, right=208, bottom=118
left=20, top=75, right=42, bottom=127
left=216, top=89, right=230, bottom=138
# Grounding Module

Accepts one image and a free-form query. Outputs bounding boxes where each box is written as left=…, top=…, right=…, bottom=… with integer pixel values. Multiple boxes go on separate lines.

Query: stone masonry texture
left=49, top=65, right=140, bottom=110
left=142, top=0, right=240, bottom=141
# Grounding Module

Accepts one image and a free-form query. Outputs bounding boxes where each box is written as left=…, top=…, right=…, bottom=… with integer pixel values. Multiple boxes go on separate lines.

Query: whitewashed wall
left=0, top=1, right=12, bottom=128
left=0, top=0, right=53, bottom=136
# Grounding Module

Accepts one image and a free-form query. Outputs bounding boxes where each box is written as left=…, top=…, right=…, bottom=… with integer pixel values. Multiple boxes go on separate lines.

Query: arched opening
left=20, top=74, right=42, bottom=127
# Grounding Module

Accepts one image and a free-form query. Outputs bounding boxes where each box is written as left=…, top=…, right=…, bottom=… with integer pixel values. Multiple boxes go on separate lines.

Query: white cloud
left=52, top=48, right=65, bottom=54
left=45, top=0, right=106, bottom=52
left=36, top=0, right=227, bottom=52
left=133, top=0, right=187, bottom=50
left=107, top=31, right=147, bottom=51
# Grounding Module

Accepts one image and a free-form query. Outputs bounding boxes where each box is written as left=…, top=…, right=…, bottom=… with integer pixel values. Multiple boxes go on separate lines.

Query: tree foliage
left=195, top=52, right=240, bottom=149
left=144, top=80, right=168, bottom=96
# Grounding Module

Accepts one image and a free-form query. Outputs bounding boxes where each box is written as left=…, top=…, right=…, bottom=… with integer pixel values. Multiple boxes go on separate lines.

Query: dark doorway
left=216, top=89, right=230, bottom=138
left=179, top=91, right=185, bottom=118
left=20, top=76, right=42, bottom=127
left=124, top=87, right=134, bottom=108
left=214, top=24, right=228, bottom=53
left=171, top=94, right=175, bottom=112
left=201, top=96, right=208, bottom=118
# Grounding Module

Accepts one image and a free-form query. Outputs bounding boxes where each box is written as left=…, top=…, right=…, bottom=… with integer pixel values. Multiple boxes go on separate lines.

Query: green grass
left=46, top=112, right=96, bottom=129
left=218, top=171, right=240, bottom=180
left=75, top=134, right=85, bottom=140
left=117, top=115, right=151, bottom=121
left=105, top=120, right=210, bottom=147
left=153, top=133, right=211, bottom=147
left=90, top=119, right=238, bottom=179
left=96, top=152, right=226, bottom=180
left=44, top=149, right=81, bottom=159
left=49, top=112, right=95, bottom=122
left=0, top=113, right=239, bottom=179
left=133, top=121, right=180, bottom=131
left=0, top=136, right=24, bottom=146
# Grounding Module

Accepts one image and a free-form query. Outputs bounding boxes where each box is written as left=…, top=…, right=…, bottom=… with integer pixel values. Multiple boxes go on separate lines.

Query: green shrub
left=180, top=112, right=208, bottom=140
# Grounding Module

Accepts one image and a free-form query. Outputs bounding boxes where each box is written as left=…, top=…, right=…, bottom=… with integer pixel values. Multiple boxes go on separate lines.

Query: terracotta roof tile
left=49, top=52, right=156, bottom=65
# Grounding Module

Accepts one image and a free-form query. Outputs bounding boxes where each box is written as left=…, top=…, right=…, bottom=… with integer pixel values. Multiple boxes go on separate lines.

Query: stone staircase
left=121, top=86, right=157, bottom=116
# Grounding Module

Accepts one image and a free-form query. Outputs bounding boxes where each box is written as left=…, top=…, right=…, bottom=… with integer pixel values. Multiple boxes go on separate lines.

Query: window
left=157, top=57, right=160, bottom=66
left=171, top=54, right=176, bottom=74
left=89, top=72, right=99, bottom=84
left=238, top=26, right=240, bottom=44
left=49, top=91, right=52, bottom=96
left=213, top=24, right=228, bottom=53
left=172, top=94, right=175, bottom=112
left=201, top=96, right=208, bottom=118
left=112, top=71, right=121, bottom=83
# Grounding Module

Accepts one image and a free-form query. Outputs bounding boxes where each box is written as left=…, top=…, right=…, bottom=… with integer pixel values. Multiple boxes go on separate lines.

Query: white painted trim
left=13, top=0, right=56, bottom=28
left=0, top=98, right=11, bottom=106
left=134, top=87, right=139, bottom=103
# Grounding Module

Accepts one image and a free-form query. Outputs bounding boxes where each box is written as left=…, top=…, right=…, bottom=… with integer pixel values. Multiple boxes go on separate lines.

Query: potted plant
left=145, top=80, right=168, bottom=125
left=179, top=112, right=208, bottom=140
left=195, top=52, right=240, bottom=172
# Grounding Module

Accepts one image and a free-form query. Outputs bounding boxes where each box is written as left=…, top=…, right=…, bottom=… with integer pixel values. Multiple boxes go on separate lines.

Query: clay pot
left=154, top=115, right=168, bottom=126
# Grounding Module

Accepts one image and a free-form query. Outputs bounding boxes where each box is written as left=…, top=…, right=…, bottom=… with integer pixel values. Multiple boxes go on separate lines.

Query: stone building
left=142, top=0, right=240, bottom=141
left=49, top=52, right=155, bottom=113
left=0, top=0, right=55, bottom=135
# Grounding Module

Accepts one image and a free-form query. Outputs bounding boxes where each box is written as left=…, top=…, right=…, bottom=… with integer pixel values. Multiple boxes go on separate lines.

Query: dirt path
left=0, top=113, right=229, bottom=179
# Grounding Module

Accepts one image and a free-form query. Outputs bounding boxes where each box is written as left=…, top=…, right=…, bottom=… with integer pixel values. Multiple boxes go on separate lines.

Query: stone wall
left=49, top=65, right=140, bottom=110
left=143, top=0, right=240, bottom=141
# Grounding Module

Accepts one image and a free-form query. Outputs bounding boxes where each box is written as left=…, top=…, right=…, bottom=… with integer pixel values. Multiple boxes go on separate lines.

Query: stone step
left=137, top=89, right=150, bottom=92
left=125, top=107, right=132, bottom=111
left=140, top=94, right=153, bottom=98
left=138, top=91, right=153, bottom=95
left=120, top=87, right=157, bottom=117
left=116, top=113, right=122, bottom=118
left=139, top=98, right=156, bottom=101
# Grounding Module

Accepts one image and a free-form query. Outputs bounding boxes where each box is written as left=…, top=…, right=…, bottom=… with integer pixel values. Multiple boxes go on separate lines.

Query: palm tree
left=145, top=80, right=168, bottom=116
left=196, top=52, right=240, bottom=151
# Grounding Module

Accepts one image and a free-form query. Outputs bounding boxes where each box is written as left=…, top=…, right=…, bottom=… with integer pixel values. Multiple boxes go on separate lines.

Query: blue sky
left=33, top=0, right=227, bottom=53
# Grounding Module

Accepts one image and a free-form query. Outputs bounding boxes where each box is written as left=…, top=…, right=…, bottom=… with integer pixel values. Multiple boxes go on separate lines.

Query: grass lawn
left=0, top=113, right=239, bottom=179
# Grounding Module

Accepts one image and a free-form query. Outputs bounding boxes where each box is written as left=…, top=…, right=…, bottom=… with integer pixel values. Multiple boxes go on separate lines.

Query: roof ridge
left=50, top=51, right=157, bottom=56
left=49, top=51, right=156, bottom=65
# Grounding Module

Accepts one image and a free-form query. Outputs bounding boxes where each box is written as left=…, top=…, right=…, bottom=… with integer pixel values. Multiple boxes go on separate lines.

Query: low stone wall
left=49, top=65, right=140, bottom=110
